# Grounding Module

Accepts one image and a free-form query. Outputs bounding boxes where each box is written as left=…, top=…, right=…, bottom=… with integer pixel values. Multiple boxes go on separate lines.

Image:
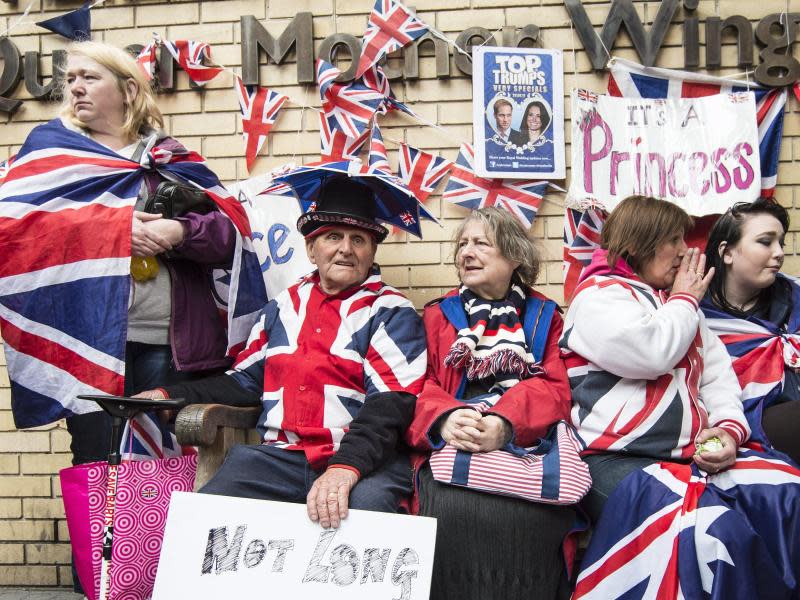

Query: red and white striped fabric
left=429, top=421, right=591, bottom=505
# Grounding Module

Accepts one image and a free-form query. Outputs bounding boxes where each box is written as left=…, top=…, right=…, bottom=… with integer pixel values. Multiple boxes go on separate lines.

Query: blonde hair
left=453, top=207, right=541, bottom=287
left=602, top=195, right=694, bottom=272
left=60, top=41, right=163, bottom=141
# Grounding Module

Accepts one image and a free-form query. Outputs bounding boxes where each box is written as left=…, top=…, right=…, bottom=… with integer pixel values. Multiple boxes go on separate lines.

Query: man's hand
left=693, top=427, right=737, bottom=474
left=439, top=408, right=482, bottom=452
left=473, top=415, right=512, bottom=452
left=307, top=467, right=359, bottom=529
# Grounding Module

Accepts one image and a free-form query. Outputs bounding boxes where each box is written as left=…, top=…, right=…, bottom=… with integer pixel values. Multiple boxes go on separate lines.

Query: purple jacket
left=166, top=210, right=236, bottom=372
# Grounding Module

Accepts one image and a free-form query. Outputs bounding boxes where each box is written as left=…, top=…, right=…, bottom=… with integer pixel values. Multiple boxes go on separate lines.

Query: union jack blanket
left=574, top=452, right=800, bottom=599
left=0, top=119, right=266, bottom=428
left=701, top=274, right=800, bottom=449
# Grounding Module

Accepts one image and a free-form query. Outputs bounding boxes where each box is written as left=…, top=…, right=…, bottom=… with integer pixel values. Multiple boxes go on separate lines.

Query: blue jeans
left=200, top=444, right=413, bottom=513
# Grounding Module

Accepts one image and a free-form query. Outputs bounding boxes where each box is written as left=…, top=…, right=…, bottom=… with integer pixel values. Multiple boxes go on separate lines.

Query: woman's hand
left=693, top=427, right=737, bottom=474
left=671, top=247, right=715, bottom=300
left=132, top=389, right=175, bottom=423
left=440, top=408, right=482, bottom=452
left=307, top=467, right=359, bottom=529
left=472, top=415, right=512, bottom=452
left=131, top=211, right=181, bottom=257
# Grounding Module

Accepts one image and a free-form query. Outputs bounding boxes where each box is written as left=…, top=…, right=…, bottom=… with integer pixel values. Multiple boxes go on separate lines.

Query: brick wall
left=1, top=0, right=798, bottom=587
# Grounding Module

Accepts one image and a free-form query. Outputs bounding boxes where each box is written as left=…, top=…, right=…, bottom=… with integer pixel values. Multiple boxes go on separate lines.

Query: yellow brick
left=50, top=429, right=71, bottom=453
left=156, top=91, right=203, bottom=116
left=0, top=498, right=22, bottom=519
left=380, top=266, right=411, bottom=288
left=171, top=112, right=236, bottom=136
left=0, top=565, right=58, bottom=586
left=0, top=476, right=51, bottom=498
left=25, top=542, right=72, bottom=565
left=377, top=241, right=442, bottom=266
left=58, top=564, right=74, bottom=587
left=92, top=6, right=136, bottom=30
left=0, top=454, right=19, bottom=474
left=99, top=28, right=168, bottom=48
left=168, top=22, right=235, bottom=45
left=137, top=2, right=199, bottom=27
left=409, top=265, right=460, bottom=287
left=0, top=520, right=55, bottom=541
left=22, top=498, right=65, bottom=520
left=0, top=432, right=50, bottom=453
left=271, top=0, right=333, bottom=18
left=20, top=454, right=71, bottom=475
left=204, top=0, right=266, bottom=21
left=0, top=543, right=23, bottom=564
left=405, top=287, right=446, bottom=309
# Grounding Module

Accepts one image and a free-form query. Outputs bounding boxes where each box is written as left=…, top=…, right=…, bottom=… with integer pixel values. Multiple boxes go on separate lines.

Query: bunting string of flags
left=234, top=76, right=289, bottom=172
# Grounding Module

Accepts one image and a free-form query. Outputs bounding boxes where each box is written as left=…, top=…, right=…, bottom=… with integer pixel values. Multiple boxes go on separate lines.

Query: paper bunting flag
left=318, top=111, right=371, bottom=161
left=317, top=58, right=384, bottom=139
left=162, top=40, right=223, bottom=85
left=443, top=144, right=548, bottom=229
left=360, top=64, right=416, bottom=117
left=398, top=143, right=452, bottom=203
left=234, top=76, right=289, bottom=172
left=355, top=0, right=429, bottom=79
left=562, top=207, right=605, bottom=301
left=135, top=41, right=159, bottom=81
left=36, top=0, right=91, bottom=41
left=367, top=126, right=392, bottom=174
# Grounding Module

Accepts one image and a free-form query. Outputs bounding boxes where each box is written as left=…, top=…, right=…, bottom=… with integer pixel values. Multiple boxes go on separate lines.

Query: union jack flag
left=162, top=39, right=223, bottom=86
left=397, top=142, right=452, bottom=203
left=234, top=76, right=289, bottom=172
left=575, top=453, right=800, bottom=599
left=702, top=275, right=800, bottom=448
left=318, top=112, right=370, bottom=161
left=355, top=0, right=429, bottom=79
left=442, top=144, right=548, bottom=229
left=360, top=64, right=416, bottom=117
left=367, top=125, right=392, bottom=174
left=317, top=59, right=383, bottom=139
left=608, top=58, right=787, bottom=196
left=0, top=120, right=266, bottom=428
left=135, top=40, right=158, bottom=81
left=120, top=412, right=195, bottom=462
left=562, top=207, right=605, bottom=301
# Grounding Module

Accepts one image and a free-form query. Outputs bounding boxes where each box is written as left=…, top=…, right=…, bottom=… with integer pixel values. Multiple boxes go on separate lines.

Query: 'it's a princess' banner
left=568, top=90, right=760, bottom=216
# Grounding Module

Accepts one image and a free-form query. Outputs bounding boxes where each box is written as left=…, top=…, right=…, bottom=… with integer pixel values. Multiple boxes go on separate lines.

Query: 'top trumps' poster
left=473, top=47, right=565, bottom=180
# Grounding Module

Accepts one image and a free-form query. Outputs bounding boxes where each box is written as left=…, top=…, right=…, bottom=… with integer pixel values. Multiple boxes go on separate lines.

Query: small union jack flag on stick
left=162, top=39, right=223, bottom=85
left=317, top=59, right=384, bottom=139
left=397, top=143, right=452, bottom=203
left=443, top=144, right=548, bottom=229
left=234, top=75, right=289, bottom=172
left=355, top=0, right=429, bottom=79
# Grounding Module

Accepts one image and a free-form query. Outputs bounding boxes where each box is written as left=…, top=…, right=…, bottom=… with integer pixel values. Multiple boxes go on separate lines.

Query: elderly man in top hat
left=137, top=176, right=427, bottom=528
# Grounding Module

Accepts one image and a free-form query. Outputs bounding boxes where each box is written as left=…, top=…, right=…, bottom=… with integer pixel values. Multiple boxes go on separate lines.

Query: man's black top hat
left=297, top=176, right=389, bottom=242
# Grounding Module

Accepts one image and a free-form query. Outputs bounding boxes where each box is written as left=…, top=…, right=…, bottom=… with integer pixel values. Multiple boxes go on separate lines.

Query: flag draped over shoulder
left=0, top=119, right=266, bottom=428
left=574, top=453, right=800, bottom=599
left=701, top=275, right=800, bottom=447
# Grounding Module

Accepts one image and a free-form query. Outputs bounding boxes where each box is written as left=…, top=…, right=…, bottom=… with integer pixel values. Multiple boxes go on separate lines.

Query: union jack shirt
left=226, top=267, right=426, bottom=470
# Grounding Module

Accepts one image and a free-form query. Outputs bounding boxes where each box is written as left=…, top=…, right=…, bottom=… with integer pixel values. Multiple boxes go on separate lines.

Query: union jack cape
left=0, top=119, right=267, bottom=428
left=234, top=76, right=289, bottom=172
left=443, top=144, right=548, bottom=229
left=355, top=0, right=429, bottom=79
left=574, top=453, right=800, bottom=599
left=701, top=274, right=800, bottom=448
left=563, top=59, right=788, bottom=301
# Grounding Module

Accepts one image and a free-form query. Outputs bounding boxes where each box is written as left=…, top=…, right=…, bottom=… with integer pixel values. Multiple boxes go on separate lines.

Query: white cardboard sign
left=153, top=492, right=437, bottom=600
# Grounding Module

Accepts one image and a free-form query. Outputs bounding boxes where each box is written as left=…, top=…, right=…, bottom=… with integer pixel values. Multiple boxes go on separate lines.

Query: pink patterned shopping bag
left=61, top=454, right=197, bottom=600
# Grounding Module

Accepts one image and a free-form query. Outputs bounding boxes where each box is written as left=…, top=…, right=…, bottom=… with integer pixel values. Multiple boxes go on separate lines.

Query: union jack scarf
left=355, top=0, right=429, bottom=79
left=575, top=451, right=800, bottom=599
left=445, top=284, right=540, bottom=384
left=701, top=275, right=800, bottom=447
left=0, top=119, right=266, bottom=428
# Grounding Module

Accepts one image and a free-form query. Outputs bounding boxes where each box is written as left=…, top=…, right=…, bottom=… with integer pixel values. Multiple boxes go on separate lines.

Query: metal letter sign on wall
left=1, top=1, right=799, bottom=113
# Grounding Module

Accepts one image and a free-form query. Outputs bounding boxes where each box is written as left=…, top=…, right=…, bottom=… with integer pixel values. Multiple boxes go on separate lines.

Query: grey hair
left=452, top=207, right=541, bottom=287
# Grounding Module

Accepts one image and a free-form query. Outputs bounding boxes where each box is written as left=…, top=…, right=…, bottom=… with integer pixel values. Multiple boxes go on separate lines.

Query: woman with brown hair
left=562, top=195, right=800, bottom=599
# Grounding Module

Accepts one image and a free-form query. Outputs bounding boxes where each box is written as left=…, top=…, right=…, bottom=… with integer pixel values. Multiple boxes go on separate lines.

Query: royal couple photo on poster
left=486, top=93, right=553, bottom=151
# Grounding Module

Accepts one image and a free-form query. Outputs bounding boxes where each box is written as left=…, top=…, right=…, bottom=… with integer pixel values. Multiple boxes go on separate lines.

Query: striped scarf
left=444, top=284, right=537, bottom=381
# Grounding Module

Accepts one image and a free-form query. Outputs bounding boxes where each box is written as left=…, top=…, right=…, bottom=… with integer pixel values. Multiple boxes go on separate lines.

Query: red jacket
left=404, top=288, right=572, bottom=511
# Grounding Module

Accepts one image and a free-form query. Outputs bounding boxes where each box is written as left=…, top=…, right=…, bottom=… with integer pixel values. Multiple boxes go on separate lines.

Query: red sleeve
left=486, top=311, right=572, bottom=447
left=404, top=304, right=464, bottom=451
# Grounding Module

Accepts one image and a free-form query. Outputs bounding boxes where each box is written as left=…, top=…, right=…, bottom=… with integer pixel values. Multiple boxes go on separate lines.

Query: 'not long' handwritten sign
left=153, top=492, right=437, bottom=600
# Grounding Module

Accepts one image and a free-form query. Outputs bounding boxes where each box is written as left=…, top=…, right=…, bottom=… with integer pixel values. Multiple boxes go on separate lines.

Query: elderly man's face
left=495, top=104, right=512, bottom=134
left=306, top=225, right=377, bottom=295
